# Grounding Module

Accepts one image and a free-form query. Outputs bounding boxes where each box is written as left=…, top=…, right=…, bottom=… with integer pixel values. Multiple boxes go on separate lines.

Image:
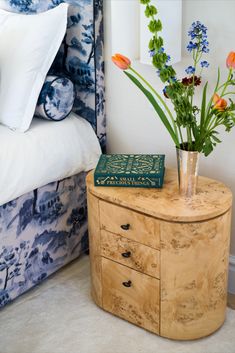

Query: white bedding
left=0, top=113, right=101, bottom=206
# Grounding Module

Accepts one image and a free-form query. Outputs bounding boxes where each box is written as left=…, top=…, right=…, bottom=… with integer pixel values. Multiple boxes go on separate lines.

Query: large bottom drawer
left=101, top=257, right=160, bottom=334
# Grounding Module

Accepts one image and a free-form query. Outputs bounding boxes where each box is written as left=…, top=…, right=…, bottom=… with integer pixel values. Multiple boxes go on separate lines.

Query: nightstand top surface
left=86, top=168, right=232, bottom=222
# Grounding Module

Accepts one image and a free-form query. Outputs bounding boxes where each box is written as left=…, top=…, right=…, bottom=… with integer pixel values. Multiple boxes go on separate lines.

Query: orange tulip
left=112, top=53, right=131, bottom=70
left=226, top=51, right=235, bottom=69
left=213, top=93, right=227, bottom=111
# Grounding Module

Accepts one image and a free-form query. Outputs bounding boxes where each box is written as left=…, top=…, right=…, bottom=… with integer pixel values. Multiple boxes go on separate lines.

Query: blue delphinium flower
left=200, top=60, right=209, bottom=68
left=188, top=21, right=207, bottom=39
left=185, top=66, right=196, bottom=75
left=187, top=41, right=197, bottom=52
left=187, top=21, right=209, bottom=54
left=202, top=46, right=209, bottom=53
left=202, top=39, right=209, bottom=47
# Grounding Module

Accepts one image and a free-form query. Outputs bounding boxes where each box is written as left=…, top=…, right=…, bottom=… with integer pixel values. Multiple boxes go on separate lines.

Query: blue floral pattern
left=0, top=0, right=105, bottom=308
left=35, top=76, right=75, bottom=121
left=0, top=173, right=88, bottom=308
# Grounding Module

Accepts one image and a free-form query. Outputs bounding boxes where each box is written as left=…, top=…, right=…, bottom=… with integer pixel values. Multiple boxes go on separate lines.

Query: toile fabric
left=0, top=0, right=105, bottom=308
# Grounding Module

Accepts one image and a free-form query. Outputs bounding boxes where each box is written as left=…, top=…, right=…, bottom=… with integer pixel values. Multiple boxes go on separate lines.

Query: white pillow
left=0, top=3, right=69, bottom=132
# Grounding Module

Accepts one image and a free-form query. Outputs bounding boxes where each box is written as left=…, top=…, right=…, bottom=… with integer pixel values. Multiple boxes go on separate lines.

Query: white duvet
left=0, top=113, right=101, bottom=206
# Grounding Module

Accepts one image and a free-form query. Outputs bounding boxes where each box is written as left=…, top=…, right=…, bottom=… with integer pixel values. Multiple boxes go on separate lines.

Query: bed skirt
left=0, top=172, right=88, bottom=308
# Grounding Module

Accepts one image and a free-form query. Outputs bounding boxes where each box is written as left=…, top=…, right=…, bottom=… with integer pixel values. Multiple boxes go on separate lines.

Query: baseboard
left=228, top=254, right=235, bottom=294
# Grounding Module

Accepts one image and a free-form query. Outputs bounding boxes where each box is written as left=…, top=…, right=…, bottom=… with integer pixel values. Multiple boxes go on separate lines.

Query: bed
left=0, top=0, right=105, bottom=308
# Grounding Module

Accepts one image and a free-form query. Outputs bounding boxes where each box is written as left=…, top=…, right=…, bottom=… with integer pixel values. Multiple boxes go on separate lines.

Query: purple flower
left=185, top=66, right=196, bottom=75
left=200, top=60, right=209, bottom=68
left=166, top=55, right=171, bottom=62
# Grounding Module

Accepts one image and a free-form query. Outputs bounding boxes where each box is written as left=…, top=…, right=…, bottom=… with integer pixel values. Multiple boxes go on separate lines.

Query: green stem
left=186, top=126, right=193, bottom=150
left=208, top=119, right=223, bottom=132
left=222, top=91, right=235, bottom=96
left=204, top=69, right=221, bottom=127
left=207, top=115, right=217, bottom=131
left=129, top=66, right=179, bottom=141
left=178, top=125, right=184, bottom=148
left=221, top=68, right=232, bottom=97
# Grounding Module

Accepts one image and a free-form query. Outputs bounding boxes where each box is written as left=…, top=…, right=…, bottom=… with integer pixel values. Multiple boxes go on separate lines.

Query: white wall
left=104, top=0, right=235, bottom=292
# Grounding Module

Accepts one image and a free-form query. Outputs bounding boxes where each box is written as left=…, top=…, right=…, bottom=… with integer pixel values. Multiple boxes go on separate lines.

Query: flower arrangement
left=112, top=0, right=235, bottom=157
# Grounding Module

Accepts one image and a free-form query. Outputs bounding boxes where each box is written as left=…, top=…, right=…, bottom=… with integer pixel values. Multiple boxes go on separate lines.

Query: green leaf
left=200, top=82, right=208, bottom=132
left=215, top=68, right=220, bottom=92
left=140, top=0, right=150, bottom=4
left=203, top=137, right=214, bottom=156
left=192, top=122, right=199, bottom=141
left=124, top=71, right=179, bottom=147
left=148, top=38, right=155, bottom=50
left=148, top=37, right=163, bottom=51
left=152, top=52, right=167, bottom=69
left=211, top=134, right=221, bottom=143
left=148, top=19, right=162, bottom=33
left=159, top=66, right=176, bottom=83
left=145, top=5, right=157, bottom=17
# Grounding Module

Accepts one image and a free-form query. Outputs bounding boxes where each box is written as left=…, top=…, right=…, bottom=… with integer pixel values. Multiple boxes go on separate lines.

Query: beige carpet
left=0, top=256, right=235, bottom=353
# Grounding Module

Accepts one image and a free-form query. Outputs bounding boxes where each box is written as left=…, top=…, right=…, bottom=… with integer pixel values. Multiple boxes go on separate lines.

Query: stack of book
left=94, top=154, right=165, bottom=188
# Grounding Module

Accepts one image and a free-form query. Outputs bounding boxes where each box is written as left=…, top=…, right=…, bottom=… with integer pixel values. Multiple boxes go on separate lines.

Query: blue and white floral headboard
left=0, top=0, right=106, bottom=150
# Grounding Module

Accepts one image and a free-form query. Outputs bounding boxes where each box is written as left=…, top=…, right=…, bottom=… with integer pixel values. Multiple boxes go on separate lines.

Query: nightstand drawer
left=99, top=201, right=160, bottom=249
left=102, top=257, right=160, bottom=334
left=101, top=230, right=160, bottom=278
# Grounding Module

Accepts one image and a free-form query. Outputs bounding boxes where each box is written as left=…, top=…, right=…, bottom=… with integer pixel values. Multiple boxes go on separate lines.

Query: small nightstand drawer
left=99, top=201, right=160, bottom=249
left=102, top=257, right=160, bottom=334
left=101, top=230, right=160, bottom=278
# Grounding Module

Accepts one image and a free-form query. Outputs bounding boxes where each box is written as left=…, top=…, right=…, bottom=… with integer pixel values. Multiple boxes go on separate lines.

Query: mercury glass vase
left=176, top=147, right=200, bottom=197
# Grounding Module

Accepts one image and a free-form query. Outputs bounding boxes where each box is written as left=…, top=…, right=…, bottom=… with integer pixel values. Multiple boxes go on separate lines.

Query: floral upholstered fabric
left=0, top=0, right=105, bottom=308
left=0, top=0, right=106, bottom=150
left=35, top=76, right=75, bottom=121
left=0, top=173, right=88, bottom=308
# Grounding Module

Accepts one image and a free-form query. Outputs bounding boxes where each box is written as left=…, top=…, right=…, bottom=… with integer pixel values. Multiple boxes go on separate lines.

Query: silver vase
left=176, top=147, right=200, bottom=197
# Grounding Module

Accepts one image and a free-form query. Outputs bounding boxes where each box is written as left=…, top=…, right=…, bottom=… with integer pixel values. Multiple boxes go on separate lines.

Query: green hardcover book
left=94, top=154, right=165, bottom=188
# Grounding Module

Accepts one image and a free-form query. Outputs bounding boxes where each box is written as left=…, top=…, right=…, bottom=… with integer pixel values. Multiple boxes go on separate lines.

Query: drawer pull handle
left=120, top=224, right=130, bottom=231
left=121, top=251, right=131, bottom=258
left=122, top=280, right=132, bottom=288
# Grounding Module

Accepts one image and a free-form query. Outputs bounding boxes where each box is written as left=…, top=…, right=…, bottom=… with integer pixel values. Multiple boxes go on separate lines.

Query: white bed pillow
left=0, top=3, right=69, bottom=132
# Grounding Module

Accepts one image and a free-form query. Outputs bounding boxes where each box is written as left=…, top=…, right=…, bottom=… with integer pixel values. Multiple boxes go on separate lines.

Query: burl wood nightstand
left=86, top=168, right=232, bottom=340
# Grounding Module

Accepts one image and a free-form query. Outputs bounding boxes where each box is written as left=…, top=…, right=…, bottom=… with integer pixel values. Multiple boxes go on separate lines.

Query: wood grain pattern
left=102, top=257, right=160, bottom=334
left=87, top=190, right=102, bottom=306
left=87, top=169, right=232, bottom=222
left=160, top=210, right=231, bottom=340
left=101, top=229, right=160, bottom=278
left=100, top=201, right=160, bottom=249
left=86, top=170, right=232, bottom=340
